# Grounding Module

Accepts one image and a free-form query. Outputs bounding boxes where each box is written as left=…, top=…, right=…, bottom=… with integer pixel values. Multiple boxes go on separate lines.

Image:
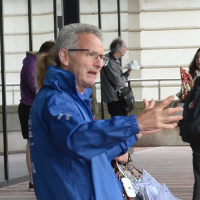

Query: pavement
left=0, top=146, right=194, bottom=200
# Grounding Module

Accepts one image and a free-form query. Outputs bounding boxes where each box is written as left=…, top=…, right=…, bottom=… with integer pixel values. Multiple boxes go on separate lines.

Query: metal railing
left=128, top=78, right=180, bottom=101
left=96, top=78, right=181, bottom=119
left=0, top=78, right=181, bottom=105
left=95, top=78, right=181, bottom=101
left=0, top=83, right=20, bottom=105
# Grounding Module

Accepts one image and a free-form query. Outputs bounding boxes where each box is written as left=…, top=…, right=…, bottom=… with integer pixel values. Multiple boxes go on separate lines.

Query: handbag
left=112, top=160, right=142, bottom=200
left=117, top=87, right=135, bottom=114
left=179, top=66, right=193, bottom=102
left=102, top=65, right=135, bottom=114
left=113, top=161, right=181, bottom=200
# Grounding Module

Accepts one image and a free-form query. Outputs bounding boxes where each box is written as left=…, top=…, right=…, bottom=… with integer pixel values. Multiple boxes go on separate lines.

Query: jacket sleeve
left=44, top=92, right=139, bottom=161
left=105, top=60, right=129, bottom=89
left=22, top=60, right=37, bottom=94
left=106, top=136, right=136, bottom=162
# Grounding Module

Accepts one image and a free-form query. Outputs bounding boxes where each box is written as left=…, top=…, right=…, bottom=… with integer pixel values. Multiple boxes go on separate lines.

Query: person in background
left=29, top=23, right=183, bottom=200
left=188, top=48, right=200, bottom=200
left=101, top=37, right=132, bottom=118
left=189, top=48, right=200, bottom=87
left=18, top=40, right=55, bottom=192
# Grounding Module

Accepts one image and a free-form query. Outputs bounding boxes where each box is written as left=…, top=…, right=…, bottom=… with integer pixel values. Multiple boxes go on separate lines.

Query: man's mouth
left=88, top=71, right=97, bottom=75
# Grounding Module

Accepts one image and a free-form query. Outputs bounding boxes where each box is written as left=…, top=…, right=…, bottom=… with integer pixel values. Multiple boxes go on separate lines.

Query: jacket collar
left=43, top=65, right=92, bottom=98
left=106, top=52, right=120, bottom=64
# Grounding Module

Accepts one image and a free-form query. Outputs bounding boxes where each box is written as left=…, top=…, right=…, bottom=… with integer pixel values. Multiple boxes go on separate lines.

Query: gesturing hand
left=136, top=95, right=183, bottom=132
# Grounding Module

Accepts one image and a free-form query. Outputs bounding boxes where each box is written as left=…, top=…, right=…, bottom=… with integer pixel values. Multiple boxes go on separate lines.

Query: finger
left=149, top=98, right=155, bottom=108
left=164, top=115, right=183, bottom=123
left=141, top=129, right=162, bottom=136
left=161, top=123, right=177, bottom=129
left=154, top=95, right=175, bottom=110
left=143, top=98, right=149, bottom=110
left=171, top=123, right=178, bottom=127
left=162, top=107, right=183, bottom=116
left=155, top=115, right=183, bottom=127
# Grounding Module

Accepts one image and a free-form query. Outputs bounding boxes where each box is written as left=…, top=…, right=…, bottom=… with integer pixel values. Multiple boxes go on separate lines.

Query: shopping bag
left=112, top=161, right=142, bottom=200
left=120, top=162, right=142, bottom=182
left=135, top=170, right=181, bottom=200
left=137, top=185, right=154, bottom=200
left=140, top=170, right=161, bottom=199
left=155, top=184, right=181, bottom=200
left=113, top=161, right=181, bottom=200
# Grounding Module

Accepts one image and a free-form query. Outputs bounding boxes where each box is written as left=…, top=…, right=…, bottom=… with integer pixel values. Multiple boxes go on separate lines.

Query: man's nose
left=95, top=56, right=103, bottom=68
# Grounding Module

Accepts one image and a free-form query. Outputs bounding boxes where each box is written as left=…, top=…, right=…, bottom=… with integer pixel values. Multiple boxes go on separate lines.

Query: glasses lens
left=88, top=50, right=98, bottom=61
left=87, top=49, right=109, bottom=65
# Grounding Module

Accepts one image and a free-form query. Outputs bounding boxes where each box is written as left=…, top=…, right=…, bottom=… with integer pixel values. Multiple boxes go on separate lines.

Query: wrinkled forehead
left=77, top=33, right=104, bottom=54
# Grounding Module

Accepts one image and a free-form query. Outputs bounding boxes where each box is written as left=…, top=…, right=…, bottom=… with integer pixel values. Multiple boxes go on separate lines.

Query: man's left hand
left=114, top=152, right=129, bottom=164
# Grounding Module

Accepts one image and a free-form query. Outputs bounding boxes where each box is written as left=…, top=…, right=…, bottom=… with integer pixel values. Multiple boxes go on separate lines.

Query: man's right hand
left=127, top=69, right=132, bottom=75
left=136, top=95, right=183, bottom=135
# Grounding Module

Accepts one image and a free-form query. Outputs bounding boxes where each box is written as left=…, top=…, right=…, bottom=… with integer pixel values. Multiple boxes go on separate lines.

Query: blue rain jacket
left=29, top=65, right=140, bottom=200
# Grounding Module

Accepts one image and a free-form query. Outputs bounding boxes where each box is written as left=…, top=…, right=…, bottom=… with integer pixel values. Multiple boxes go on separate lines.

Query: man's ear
left=58, top=49, right=69, bottom=67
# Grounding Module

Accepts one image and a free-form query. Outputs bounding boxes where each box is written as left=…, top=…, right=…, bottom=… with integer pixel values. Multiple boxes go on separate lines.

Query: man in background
left=101, top=37, right=132, bottom=118
left=18, top=41, right=55, bottom=191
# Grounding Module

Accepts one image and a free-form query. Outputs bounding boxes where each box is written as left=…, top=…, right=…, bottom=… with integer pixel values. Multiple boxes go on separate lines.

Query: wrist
left=127, top=70, right=131, bottom=75
left=136, top=132, right=143, bottom=140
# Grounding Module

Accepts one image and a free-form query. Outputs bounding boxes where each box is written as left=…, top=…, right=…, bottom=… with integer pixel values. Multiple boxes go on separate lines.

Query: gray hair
left=55, top=23, right=103, bottom=66
left=109, top=37, right=125, bottom=53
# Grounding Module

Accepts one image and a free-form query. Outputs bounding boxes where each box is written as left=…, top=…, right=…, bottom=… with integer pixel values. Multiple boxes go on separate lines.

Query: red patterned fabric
left=180, top=66, right=193, bottom=101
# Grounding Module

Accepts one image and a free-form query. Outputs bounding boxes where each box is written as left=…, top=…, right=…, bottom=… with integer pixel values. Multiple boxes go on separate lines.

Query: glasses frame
left=67, top=49, right=109, bottom=66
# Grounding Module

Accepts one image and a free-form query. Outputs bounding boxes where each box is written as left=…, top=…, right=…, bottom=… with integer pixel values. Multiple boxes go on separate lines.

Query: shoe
left=28, top=182, right=34, bottom=192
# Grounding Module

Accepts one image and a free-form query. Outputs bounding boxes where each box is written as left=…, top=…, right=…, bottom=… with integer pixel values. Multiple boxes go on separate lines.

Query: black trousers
left=107, top=101, right=127, bottom=118
left=190, top=143, right=200, bottom=200
left=18, top=103, right=31, bottom=139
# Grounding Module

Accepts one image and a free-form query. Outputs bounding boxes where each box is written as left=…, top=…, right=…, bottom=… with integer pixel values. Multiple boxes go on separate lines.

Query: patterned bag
left=113, top=161, right=181, bottom=200
left=171, top=67, right=193, bottom=120
left=178, top=66, right=193, bottom=102
left=112, top=160, right=142, bottom=200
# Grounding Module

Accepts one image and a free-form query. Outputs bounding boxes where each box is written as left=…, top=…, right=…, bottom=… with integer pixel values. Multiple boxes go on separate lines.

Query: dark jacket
left=101, top=52, right=129, bottom=102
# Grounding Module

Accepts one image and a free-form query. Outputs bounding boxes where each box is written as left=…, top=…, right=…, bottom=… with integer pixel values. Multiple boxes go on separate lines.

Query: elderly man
left=29, top=23, right=183, bottom=200
left=101, top=37, right=132, bottom=117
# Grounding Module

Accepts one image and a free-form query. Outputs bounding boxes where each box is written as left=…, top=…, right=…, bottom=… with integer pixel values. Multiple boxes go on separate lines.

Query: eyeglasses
left=68, top=49, right=109, bottom=66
